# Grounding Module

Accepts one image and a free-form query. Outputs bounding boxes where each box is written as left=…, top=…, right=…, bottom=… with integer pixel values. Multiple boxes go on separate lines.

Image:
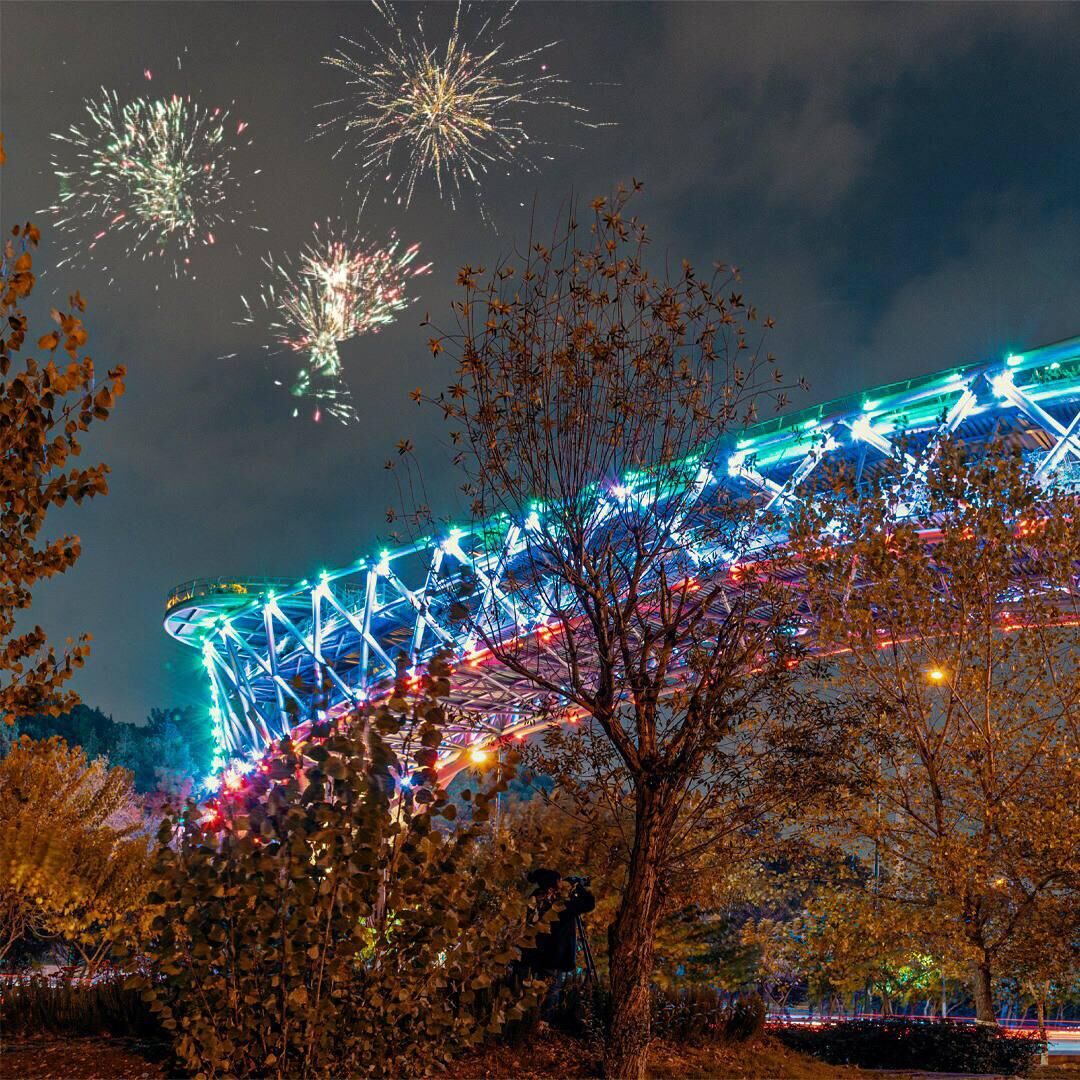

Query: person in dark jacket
left=519, top=868, right=596, bottom=1019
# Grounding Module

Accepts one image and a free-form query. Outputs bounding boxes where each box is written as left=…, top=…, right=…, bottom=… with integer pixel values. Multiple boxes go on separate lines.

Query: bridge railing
left=166, top=577, right=296, bottom=612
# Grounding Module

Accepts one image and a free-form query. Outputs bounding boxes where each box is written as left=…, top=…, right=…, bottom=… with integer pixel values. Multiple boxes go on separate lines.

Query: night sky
left=2, top=2, right=1079, bottom=725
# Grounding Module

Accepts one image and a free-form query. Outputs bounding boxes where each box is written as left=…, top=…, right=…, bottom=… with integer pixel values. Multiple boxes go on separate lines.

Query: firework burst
left=320, top=0, right=605, bottom=213
left=45, top=88, right=258, bottom=278
left=242, top=221, right=432, bottom=424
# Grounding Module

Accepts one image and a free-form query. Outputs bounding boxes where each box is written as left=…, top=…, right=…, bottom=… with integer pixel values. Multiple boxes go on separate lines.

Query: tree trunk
left=972, top=958, right=997, bottom=1023
left=604, top=790, right=669, bottom=1080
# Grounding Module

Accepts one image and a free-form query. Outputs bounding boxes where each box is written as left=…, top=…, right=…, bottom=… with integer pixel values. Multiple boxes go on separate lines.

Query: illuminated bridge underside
left=165, top=336, right=1080, bottom=773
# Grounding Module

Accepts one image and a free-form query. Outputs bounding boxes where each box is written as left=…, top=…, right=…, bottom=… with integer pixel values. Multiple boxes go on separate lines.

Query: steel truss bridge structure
left=165, top=335, right=1080, bottom=777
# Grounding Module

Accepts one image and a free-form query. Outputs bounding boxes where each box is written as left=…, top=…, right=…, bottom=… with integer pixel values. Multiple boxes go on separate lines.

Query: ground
left=0, top=1036, right=170, bottom=1079
left=446, top=1030, right=867, bottom=1078
left=2, top=1033, right=1077, bottom=1079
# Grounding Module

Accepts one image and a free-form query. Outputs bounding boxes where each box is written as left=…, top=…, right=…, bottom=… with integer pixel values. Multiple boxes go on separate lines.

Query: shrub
left=134, top=660, right=549, bottom=1078
left=0, top=974, right=160, bottom=1038
left=723, top=993, right=767, bottom=1043
left=774, top=1018, right=1045, bottom=1075
left=547, top=978, right=765, bottom=1048
left=651, top=987, right=766, bottom=1045
left=544, top=974, right=613, bottom=1042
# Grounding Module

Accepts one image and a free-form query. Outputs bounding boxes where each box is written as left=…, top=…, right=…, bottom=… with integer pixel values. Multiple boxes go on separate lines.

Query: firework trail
left=44, top=88, right=259, bottom=279
left=319, top=0, right=607, bottom=214
left=242, top=221, right=432, bottom=424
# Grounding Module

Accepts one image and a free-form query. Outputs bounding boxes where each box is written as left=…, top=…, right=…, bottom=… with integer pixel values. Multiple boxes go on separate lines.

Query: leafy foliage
left=136, top=660, right=550, bottom=1078
left=762, top=877, right=936, bottom=1016
left=0, top=146, right=125, bottom=722
left=774, top=1018, right=1046, bottom=1075
left=498, top=791, right=793, bottom=995
left=0, top=736, right=151, bottom=972
left=793, top=441, right=1080, bottom=1021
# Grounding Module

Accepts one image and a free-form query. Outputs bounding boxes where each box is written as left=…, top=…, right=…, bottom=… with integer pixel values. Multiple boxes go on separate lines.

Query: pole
left=576, top=913, right=598, bottom=986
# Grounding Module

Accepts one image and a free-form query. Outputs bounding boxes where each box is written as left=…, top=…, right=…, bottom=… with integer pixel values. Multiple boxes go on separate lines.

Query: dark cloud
left=646, top=3, right=1074, bottom=209
left=1, top=1, right=1078, bottom=724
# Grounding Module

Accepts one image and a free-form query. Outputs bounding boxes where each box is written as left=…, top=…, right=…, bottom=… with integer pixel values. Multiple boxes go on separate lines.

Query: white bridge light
left=990, top=371, right=1015, bottom=399
left=441, top=527, right=467, bottom=560
left=850, top=416, right=874, bottom=442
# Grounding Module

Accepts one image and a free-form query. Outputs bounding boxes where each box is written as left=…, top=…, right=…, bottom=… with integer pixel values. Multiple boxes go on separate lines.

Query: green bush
left=133, top=660, right=549, bottom=1078
left=774, top=1018, right=1045, bottom=1075
left=0, top=974, right=160, bottom=1038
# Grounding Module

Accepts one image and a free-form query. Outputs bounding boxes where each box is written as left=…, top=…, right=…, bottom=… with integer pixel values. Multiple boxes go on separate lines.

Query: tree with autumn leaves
left=0, top=735, right=151, bottom=974
left=0, top=134, right=125, bottom=724
left=412, top=181, right=1077, bottom=1064
left=793, top=439, right=1080, bottom=1023
left=415, top=185, right=854, bottom=1077
left=0, top=139, right=142, bottom=974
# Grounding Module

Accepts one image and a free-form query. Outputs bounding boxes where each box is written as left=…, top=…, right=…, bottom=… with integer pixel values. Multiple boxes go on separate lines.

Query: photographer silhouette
left=519, top=867, right=596, bottom=1017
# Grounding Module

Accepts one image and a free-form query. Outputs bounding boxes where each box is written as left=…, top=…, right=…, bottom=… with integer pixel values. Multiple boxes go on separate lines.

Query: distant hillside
left=1, top=704, right=214, bottom=793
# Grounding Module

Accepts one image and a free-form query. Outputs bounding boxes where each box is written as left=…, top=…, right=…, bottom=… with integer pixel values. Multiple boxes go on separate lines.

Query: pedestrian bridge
left=165, top=335, right=1080, bottom=777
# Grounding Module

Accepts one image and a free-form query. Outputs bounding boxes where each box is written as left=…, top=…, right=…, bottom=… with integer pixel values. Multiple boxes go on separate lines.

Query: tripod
left=576, top=912, right=599, bottom=986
